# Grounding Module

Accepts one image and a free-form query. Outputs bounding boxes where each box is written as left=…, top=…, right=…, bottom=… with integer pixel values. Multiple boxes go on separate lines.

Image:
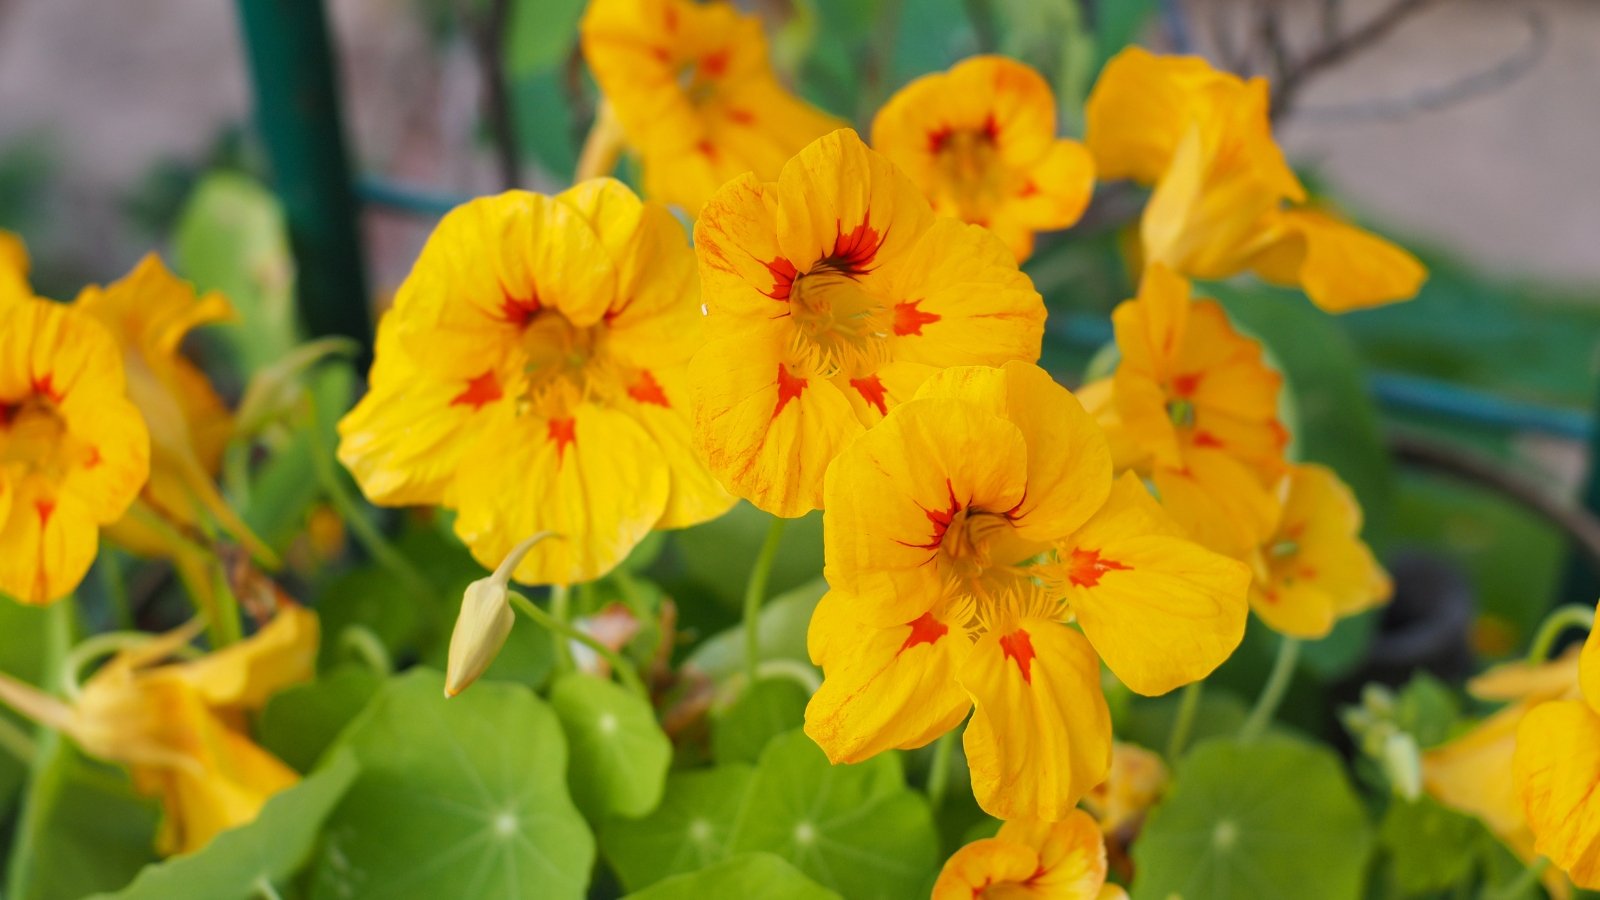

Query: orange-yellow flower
left=1515, top=605, right=1600, bottom=889
left=871, top=55, right=1095, bottom=262
left=0, top=295, right=149, bottom=604
left=1248, top=463, right=1390, bottom=639
left=339, top=180, right=733, bottom=585
left=1085, top=47, right=1425, bottom=313
left=580, top=0, right=843, bottom=215
left=692, top=129, right=1046, bottom=517
left=806, top=361, right=1248, bottom=820
left=0, top=230, right=28, bottom=298
left=0, top=604, right=317, bottom=854
left=932, top=810, right=1128, bottom=900
left=1083, top=741, right=1169, bottom=839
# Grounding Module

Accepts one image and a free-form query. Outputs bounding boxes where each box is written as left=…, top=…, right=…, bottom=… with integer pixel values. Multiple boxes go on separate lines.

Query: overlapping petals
left=932, top=810, right=1127, bottom=900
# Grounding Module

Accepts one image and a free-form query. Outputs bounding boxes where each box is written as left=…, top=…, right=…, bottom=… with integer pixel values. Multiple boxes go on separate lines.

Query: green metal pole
left=234, top=0, right=372, bottom=354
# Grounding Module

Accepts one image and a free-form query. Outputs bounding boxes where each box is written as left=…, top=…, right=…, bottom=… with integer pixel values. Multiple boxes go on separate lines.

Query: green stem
left=1166, top=681, right=1205, bottom=761
left=209, top=560, right=244, bottom=648
left=926, top=730, right=958, bottom=812
left=743, top=517, right=787, bottom=685
left=1241, top=636, right=1300, bottom=742
left=549, top=584, right=574, bottom=674
left=509, top=591, right=646, bottom=699
left=1486, top=856, right=1550, bottom=900
left=95, top=549, right=133, bottom=631
left=254, top=875, right=285, bottom=900
left=0, top=715, right=36, bottom=764
left=1527, top=604, right=1596, bottom=663
left=338, top=625, right=393, bottom=676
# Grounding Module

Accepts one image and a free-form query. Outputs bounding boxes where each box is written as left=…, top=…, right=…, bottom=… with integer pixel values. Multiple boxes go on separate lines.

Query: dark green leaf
left=1376, top=796, right=1482, bottom=896
left=258, top=666, right=381, bottom=773
left=712, top=678, right=810, bottom=765
left=624, top=852, right=841, bottom=900
left=600, top=765, right=754, bottom=892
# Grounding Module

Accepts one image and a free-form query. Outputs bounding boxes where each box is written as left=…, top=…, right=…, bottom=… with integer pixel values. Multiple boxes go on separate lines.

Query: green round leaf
left=712, top=678, right=810, bottom=765
left=1377, top=797, right=1483, bottom=896
left=600, top=765, right=754, bottom=892
left=258, top=666, right=381, bottom=772
left=624, top=852, right=840, bottom=900
left=1133, top=735, right=1373, bottom=900
left=550, top=673, right=672, bottom=821
left=308, top=669, right=593, bottom=900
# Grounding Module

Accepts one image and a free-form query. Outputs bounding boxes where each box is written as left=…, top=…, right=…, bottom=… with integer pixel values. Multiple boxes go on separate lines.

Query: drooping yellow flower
left=871, top=55, right=1095, bottom=262
left=0, top=295, right=150, bottom=604
left=692, top=129, right=1046, bottom=517
left=1515, top=605, right=1600, bottom=889
left=339, top=179, right=733, bottom=585
left=1085, top=47, right=1425, bottom=313
left=580, top=0, right=843, bottom=215
left=1424, top=647, right=1582, bottom=899
left=1248, top=463, right=1390, bottom=639
left=0, top=604, right=317, bottom=855
left=806, top=361, right=1248, bottom=820
left=932, top=810, right=1128, bottom=900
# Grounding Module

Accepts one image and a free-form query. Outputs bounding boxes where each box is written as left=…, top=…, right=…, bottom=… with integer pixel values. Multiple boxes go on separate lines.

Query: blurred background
left=1, top=0, right=1597, bottom=673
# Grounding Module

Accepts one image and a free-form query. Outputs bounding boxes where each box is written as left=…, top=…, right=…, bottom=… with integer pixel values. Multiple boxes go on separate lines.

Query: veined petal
left=1000, top=811, right=1111, bottom=897
left=1248, top=208, right=1426, bottom=312
left=1085, top=47, right=1241, bottom=184
left=1584, top=608, right=1600, bottom=715
left=931, top=837, right=1039, bottom=900
left=1151, top=450, right=1280, bottom=560
left=961, top=619, right=1112, bottom=821
left=773, top=129, right=934, bottom=275
left=1249, top=575, right=1337, bottom=640
left=0, top=479, right=98, bottom=606
left=1060, top=473, right=1250, bottom=696
left=1423, top=703, right=1528, bottom=840
left=173, top=604, right=318, bottom=711
left=1470, top=645, right=1584, bottom=705
left=1515, top=700, right=1600, bottom=888
left=615, top=362, right=735, bottom=529
left=695, top=172, right=797, bottom=328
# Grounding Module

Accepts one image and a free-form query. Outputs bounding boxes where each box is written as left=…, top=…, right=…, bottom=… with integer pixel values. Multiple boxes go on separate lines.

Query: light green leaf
left=684, top=578, right=826, bottom=681
left=1133, top=735, right=1373, bottom=900
left=307, top=669, right=593, bottom=900
left=729, top=730, right=939, bottom=899
left=258, top=666, right=381, bottom=773
left=672, top=503, right=824, bottom=611
left=550, top=673, right=672, bottom=821
left=90, top=751, right=359, bottom=900
left=600, top=765, right=755, bottom=892
left=504, top=0, right=587, bottom=77
left=712, top=678, right=810, bottom=765
left=624, top=852, right=841, bottom=900
left=1376, top=796, right=1482, bottom=896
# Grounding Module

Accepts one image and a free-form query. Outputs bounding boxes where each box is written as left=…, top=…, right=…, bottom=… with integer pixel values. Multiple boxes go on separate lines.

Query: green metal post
left=234, top=0, right=372, bottom=353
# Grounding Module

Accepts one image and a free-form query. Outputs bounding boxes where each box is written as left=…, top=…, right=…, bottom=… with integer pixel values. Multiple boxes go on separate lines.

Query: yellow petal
left=1581, top=602, right=1600, bottom=714
left=173, top=604, right=319, bottom=711
left=1085, top=47, right=1240, bottom=184
left=961, top=618, right=1112, bottom=821
left=1469, top=644, right=1583, bottom=704
left=1514, top=700, right=1600, bottom=888
left=1423, top=704, right=1527, bottom=839
left=999, top=810, right=1110, bottom=897
left=931, top=837, right=1040, bottom=900
left=1151, top=449, right=1280, bottom=560
left=1248, top=208, right=1426, bottom=312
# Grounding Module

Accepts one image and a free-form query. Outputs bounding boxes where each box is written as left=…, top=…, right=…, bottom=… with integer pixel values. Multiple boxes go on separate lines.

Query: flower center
left=939, top=507, right=1014, bottom=580
left=932, top=127, right=1012, bottom=222
left=1166, top=396, right=1196, bottom=429
left=516, top=309, right=607, bottom=416
left=0, top=397, right=71, bottom=479
left=786, top=270, right=891, bottom=378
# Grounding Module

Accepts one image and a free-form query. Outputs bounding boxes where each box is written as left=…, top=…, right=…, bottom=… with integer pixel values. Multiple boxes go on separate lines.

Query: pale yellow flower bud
left=444, top=532, right=557, bottom=698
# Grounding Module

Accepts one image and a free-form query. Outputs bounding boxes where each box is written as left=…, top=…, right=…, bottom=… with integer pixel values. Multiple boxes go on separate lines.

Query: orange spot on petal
left=822, top=217, right=882, bottom=276
left=849, top=375, right=888, bottom=416
left=1067, top=547, right=1132, bottom=588
left=627, top=370, right=671, bottom=408
left=1171, top=373, right=1201, bottom=397
left=450, top=370, right=502, bottom=411
left=727, top=108, right=754, bottom=125
left=548, top=417, right=576, bottom=461
left=696, top=139, right=717, bottom=159
left=773, top=365, right=806, bottom=419
left=501, top=294, right=540, bottom=326
left=84, top=446, right=102, bottom=470
left=999, top=628, right=1035, bottom=683
left=893, top=300, right=940, bottom=336
left=763, top=257, right=798, bottom=301
left=700, top=49, right=729, bottom=78
left=897, top=479, right=962, bottom=551
left=1192, top=431, right=1224, bottom=448
left=928, top=126, right=953, bottom=155
left=899, top=611, right=948, bottom=654
left=1018, top=179, right=1039, bottom=198
left=35, top=500, right=54, bottom=527
left=32, top=373, right=61, bottom=404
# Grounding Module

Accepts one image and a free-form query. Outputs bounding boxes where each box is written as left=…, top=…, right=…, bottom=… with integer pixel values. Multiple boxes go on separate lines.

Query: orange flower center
left=939, top=506, right=1017, bottom=581
left=787, top=270, right=891, bottom=378
left=0, top=396, right=73, bottom=480
left=515, top=308, right=609, bottom=416
left=931, top=125, right=1015, bottom=224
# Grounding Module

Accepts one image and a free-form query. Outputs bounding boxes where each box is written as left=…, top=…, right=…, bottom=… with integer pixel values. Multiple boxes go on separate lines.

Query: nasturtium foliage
left=90, top=751, right=359, bottom=900
left=624, top=852, right=841, bottom=900
left=1133, top=736, right=1374, bottom=900
left=600, top=765, right=754, bottom=892
left=306, top=669, right=593, bottom=900
left=258, top=665, right=382, bottom=773
left=550, top=672, right=672, bottom=821
left=711, top=677, right=811, bottom=765
left=683, top=579, right=825, bottom=681
left=1377, top=796, right=1485, bottom=896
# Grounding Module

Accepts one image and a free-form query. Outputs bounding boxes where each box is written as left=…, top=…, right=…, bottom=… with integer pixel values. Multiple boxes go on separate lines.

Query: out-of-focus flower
left=0, top=230, right=28, bottom=298
left=1248, top=463, right=1391, bottom=639
left=932, top=810, right=1128, bottom=900
left=1085, top=47, right=1425, bottom=313
left=871, top=55, right=1095, bottom=261
left=580, top=0, right=842, bottom=215
left=0, top=295, right=149, bottom=604
left=1083, top=741, right=1169, bottom=839
left=0, top=605, right=317, bottom=854
left=692, top=129, right=1044, bottom=517
left=807, top=362, right=1247, bottom=820
left=339, top=180, right=733, bottom=585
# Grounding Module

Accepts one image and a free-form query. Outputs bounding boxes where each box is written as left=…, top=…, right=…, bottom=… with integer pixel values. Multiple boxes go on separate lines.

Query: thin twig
left=1271, top=0, right=1446, bottom=118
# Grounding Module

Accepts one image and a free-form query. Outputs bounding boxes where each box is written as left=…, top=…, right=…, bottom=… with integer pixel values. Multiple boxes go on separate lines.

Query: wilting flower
left=807, top=362, right=1248, bottom=819
left=0, top=295, right=149, bottom=604
left=1085, top=47, right=1425, bottom=312
left=0, top=604, right=317, bottom=854
left=339, top=180, right=733, bottom=585
left=871, top=55, right=1095, bottom=261
left=580, top=0, right=842, bottom=215
left=1424, top=647, right=1583, bottom=898
left=1083, top=741, right=1168, bottom=842
left=692, top=129, right=1045, bottom=517
left=1249, top=463, right=1390, bottom=639
left=1515, top=605, right=1600, bottom=889
left=932, top=810, right=1127, bottom=900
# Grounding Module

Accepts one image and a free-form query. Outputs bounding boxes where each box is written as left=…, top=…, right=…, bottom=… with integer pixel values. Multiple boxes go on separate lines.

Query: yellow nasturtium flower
left=692, top=129, right=1046, bottom=517
left=932, top=810, right=1128, bottom=900
left=807, top=362, right=1248, bottom=820
left=339, top=180, right=733, bottom=585
left=1515, top=605, right=1600, bottom=889
left=0, top=295, right=150, bottom=604
left=0, top=604, right=317, bottom=855
left=0, top=230, right=28, bottom=297
left=1248, top=463, right=1390, bottom=639
left=1085, top=47, right=1425, bottom=312
left=871, top=55, right=1095, bottom=262
left=580, top=0, right=842, bottom=215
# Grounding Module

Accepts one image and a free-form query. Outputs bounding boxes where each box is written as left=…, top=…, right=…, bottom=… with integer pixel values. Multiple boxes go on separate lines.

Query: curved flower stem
left=1166, top=680, right=1205, bottom=761
left=338, top=625, right=393, bottom=677
left=1527, top=604, right=1597, bottom=664
left=548, top=584, right=574, bottom=675
left=1241, top=636, right=1301, bottom=742
left=509, top=591, right=647, bottom=700
left=925, top=730, right=958, bottom=813
left=743, top=517, right=788, bottom=686
left=1486, top=856, right=1550, bottom=900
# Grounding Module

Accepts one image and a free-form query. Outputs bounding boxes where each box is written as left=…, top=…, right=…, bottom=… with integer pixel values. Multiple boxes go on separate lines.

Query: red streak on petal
left=849, top=375, right=888, bottom=416
left=928, top=126, right=953, bottom=155
left=548, top=417, right=577, bottom=461
left=450, top=370, right=503, bottom=411
left=700, top=49, right=729, bottom=78
left=1018, top=179, right=1039, bottom=198
left=1192, top=430, right=1224, bottom=448
left=501, top=294, right=540, bottom=326
left=627, top=369, right=671, bottom=408
left=664, top=5, right=677, bottom=31
left=773, top=365, right=806, bottom=419
left=1171, top=373, right=1201, bottom=397
left=696, top=139, right=717, bottom=159
left=84, top=446, right=102, bottom=470
left=822, top=217, right=882, bottom=276
left=899, top=611, right=948, bottom=655
left=897, top=479, right=962, bottom=551
left=1299, top=567, right=1318, bottom=580
left=1067, top=547, right=1133, bottom=588
left=1263, top=588, right=1280, bottom=605
left=763, top=257, right=798, bottom=301
left=0, top=402, right=14, bottom=428
left=35, top=500, right=54, bottom=527
left=32, top=374, right=61, bottom=404
left=893, top=300, right=941, bottom=336
left=981, top=113, right=1000, bottom=142
left=727, top=108, right=754, bottom=125
left=651, top=46, right=671, bottom=63
left=999, top=628, right=1035, bottom=684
